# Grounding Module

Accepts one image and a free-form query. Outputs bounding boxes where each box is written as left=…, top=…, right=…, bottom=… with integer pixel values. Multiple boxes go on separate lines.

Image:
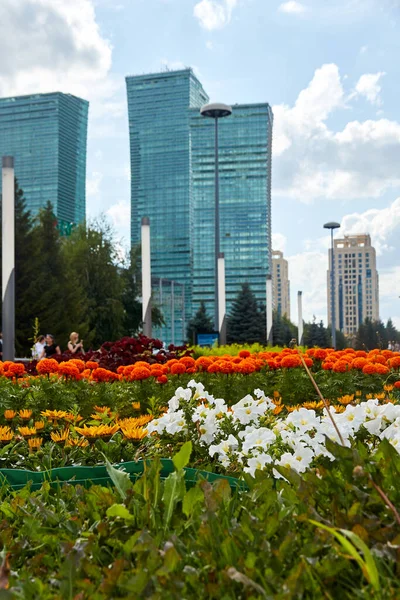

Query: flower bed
left=1, top=347, right=400, bottom=596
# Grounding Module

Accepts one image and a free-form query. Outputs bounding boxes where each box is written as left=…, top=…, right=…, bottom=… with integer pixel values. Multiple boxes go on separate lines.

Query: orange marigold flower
left=179, top=356, right=196, bottom=368
left=322, top=362, right=334, bottom=371
left=157, top=374, right=168, bottom=384
left=19, top=409, right=32, bottom=420
left=332, top=361, right=349, bottom=373
left=238, top=350, right=251, bottom=358
left=28, top=437, right=43, bottom=451
left=134, top=361, right=151, bottom=370
left=4, top=410, right=16, bottom=420
left=92, top=368, right=119, bottom=382
left=7, top=363, right=25, bottom=377
left=51, top=429, right=70, bottom=444
left=353, top=357, right=367, bottom=370
left=375, top=364, right=389, bottom=375
left=237, top=361, right=256, bottom=374
left=314, top=349, right=328, bottom=361
left=67, top=359, right=85, bottom=372
left=81, top=369, right=92, bottom=379
left=281, top=355, right=302, bottom=369
left=74, top=424, right=120, bottom=439
left=195, top=356, right=214, bottom=371
left=170, top=363, right=186, bottom=375
left=389, top=356, right=400, bottom=369
left=130, top=367, right=152, bottom=381
left=36, top=359, right=59, bottom=375
left=362, top=363, right=377, bottom=375
left=150, top=366, right=163, bottom=377
left=58, top=362, right=80, bottom=378
left=19, top=426, right=37, bottom=437
left=85, top=361, right=99, bottom=370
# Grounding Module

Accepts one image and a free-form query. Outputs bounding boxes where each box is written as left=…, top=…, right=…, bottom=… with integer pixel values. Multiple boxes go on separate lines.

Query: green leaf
left=105, top=458, right=132, bottom=501
left=310, top=520, right=380, bottom=592
left=172, top=441, right=192, bottom=471
left=182, top=485, right=204, bottom=518
left=106, top=504, right=134, bottom=521
left=162, top=471, right=185, bottom=530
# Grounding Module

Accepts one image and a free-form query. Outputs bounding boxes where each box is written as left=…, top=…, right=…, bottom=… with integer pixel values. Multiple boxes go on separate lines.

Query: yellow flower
left=118, top=415, right=153, bottom=428
left=375, top=393, right=386, bottom=400
left=74, top=424, right=120, bottom=439
left=132, top=402, right=141, bottom=411
left=34, top=421, right=45, bottom=431
left=338, top=395, right=354, bottom=406
left=50, top=429, right=70, bottom=444
left=64, top=413, right=83, bottom=423
left=273, top=405, right=284, bottom=415
left=65, top=437, right=89, bottom=448
left=18, top=426, right=37, bottom=438
left=286, top=405, right=301, bottom=413
left=41, top=410, right=68, bottom=421
left=355, top=390, right=362, bottom=397
left=4, top=410, right=16, bottom=420
left=93, top=405, right=112, bottom=414
left=121, top=426, right=147, bottom=441
left=384, top=385, right=394, bottom=392
left=19, top=409, right=32, bottom=420
left=28, top=437, right=43, bottom=452
left=335, top=405, right=346, bottom=413
left=0, top=426, right=13, bottom=443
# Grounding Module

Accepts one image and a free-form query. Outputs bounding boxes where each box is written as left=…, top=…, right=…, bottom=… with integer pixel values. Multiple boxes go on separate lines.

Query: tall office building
left=126, top=68, right=273, bottom=344
left=0, top=92, right=88, bottom=226
left=327, top=234, right=379, bottom=336
left=272, top=250, right=290, bottom=318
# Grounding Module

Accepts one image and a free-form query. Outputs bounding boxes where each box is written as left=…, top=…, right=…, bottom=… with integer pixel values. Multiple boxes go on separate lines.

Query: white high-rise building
left=327, top=234, right=379, bottom=336
left=272, top=250, right=290, bottom=319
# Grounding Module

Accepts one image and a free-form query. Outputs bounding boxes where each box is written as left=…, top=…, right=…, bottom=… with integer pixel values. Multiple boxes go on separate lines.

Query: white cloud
left=360, top=45, right=368, bottom=54
left=278, top=1, right=307, bottom=14
left=193, top=0, right=237, bottom=30
left=106, top=200, right=130, bottom=229
left=353, top=72, right=386, bottom=106
left=273, top=64, right=400, bottom=202
left=206, top=40, right=214, bottom=50
left=86, top=171, right=103, bottom=196
left=272, top=233, right=287, bottom=252
left=339, top=197, right=400, bottom=255
left=0, top=0, right=112, bottom=100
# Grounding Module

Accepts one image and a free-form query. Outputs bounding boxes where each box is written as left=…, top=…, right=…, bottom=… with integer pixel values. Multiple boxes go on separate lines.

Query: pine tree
left=227, top=283, right=265, bottom=344
left=187, top=301, right=214, bottom=344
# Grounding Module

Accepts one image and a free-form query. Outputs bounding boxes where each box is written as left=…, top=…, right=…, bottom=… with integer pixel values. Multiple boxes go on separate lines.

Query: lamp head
left=323, top=221, right=341, bottom=230
left=200, top=103, right=232, bottom=119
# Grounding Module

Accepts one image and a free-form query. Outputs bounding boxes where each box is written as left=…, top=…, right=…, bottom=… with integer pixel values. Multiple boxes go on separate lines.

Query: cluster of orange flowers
left=0, top=404, right=152, bottom=450
left=1, top=347, right=400, bottom=386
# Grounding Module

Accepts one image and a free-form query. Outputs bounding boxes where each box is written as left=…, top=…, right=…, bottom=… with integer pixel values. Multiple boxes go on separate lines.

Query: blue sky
left=1, top=0, right=400, bottom=327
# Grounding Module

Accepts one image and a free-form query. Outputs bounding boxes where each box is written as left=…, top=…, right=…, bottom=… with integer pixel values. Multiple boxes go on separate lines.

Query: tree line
left=1, top=181, right=162, bottom=356
left=188, top=282, right=400, bottom=350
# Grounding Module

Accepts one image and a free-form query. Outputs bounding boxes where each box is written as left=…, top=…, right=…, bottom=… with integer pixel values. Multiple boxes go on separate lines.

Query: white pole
left=141, top=217, right=152, bottom=337
left=2, top=157, right=15, bottom=361
left=266, top=275, right=273, bottom=346
left=298, top=291, right=303, bottom=346
left=218, top=252, right=226, bottom=344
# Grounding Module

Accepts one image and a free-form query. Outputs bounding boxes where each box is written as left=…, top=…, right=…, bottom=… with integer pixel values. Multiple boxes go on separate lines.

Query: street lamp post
left=324, top=221, right=341, bottom=349
left=200, top=103, right=232, bottom=341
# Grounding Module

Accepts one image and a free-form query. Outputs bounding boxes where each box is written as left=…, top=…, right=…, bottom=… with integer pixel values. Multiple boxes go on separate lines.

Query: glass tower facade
left=126, top=69, right=273, bottom=344
left=0, top=92, right=88, bottom=225
left=126, top=69, right=209, bottom=344
left=190, top=104, right=273, bottom=317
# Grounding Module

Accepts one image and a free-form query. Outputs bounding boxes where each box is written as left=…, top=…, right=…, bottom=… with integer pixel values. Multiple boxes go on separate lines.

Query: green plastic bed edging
left=0, top=459, right=247, bottom=492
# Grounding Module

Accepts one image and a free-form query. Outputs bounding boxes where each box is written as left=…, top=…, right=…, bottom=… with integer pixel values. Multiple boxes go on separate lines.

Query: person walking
left=32, top=335, right=46, bottom=360
left=67, top=332, right=84, bottom=355
left=40, top=334, right=61, bottom=358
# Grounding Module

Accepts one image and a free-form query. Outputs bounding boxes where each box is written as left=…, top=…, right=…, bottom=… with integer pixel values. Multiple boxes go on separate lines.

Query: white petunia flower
left=244, top=453, right=273, bottom=477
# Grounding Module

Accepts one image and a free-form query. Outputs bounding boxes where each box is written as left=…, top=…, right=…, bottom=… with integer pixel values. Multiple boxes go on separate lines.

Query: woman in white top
left=32, top=335, right=46, bottom=360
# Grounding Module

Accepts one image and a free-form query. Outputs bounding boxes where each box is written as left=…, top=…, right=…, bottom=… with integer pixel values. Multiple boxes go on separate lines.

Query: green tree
left=272, top=310, right=297, bottom=346
left=62, top=219, right=125, bottom=348
left=385, top=318, right=399, bottom=345
left=187, top=300, right=214, bottom=344
left=227, top=283, right=265, bottom=344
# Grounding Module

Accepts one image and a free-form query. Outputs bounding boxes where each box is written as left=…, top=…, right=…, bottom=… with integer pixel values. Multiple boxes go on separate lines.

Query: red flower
left=238, top=350, right=251, bottom=358
left=332, top=360, right=349, bottom=373
left=179, top=356, right=196, bottom=368
left=58, top=362, right=80, bottom=379
left=157, top=375, right=168, bottom=384
left=314, top=349, right=327, bottom=361
left=362, top=363, right=376, bottom=375
left=92, top=368, right=119, bottom=382
left=129, top=367, right=151, bottom=381
left=6, top=363, right=25, bottom=377
left=394, top=381, right=400, bottom=389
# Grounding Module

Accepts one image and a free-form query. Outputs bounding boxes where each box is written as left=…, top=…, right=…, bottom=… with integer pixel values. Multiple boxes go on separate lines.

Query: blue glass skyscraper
left=0, top=92, right=88, bottom=226
left=126, top=69, right=273, bottom=344
left=126, top=69, right=209, bottom=343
